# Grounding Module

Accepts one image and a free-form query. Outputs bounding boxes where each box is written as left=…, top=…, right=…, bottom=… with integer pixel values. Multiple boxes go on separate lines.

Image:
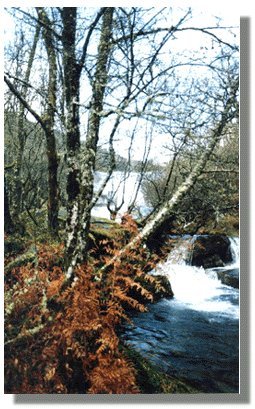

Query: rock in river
left=216, top=268, right=239, bottom=289
left=191, top=235, right=232, bottom=268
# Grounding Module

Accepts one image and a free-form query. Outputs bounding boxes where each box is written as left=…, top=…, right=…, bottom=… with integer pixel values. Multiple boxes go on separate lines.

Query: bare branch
left=77, top=8, right=105, bottom=75
left=4, top=75, right=46, bottom=132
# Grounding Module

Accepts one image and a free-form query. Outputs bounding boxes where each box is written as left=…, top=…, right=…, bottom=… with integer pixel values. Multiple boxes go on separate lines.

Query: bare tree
left=100, top=75, right=239, bottom=273
left=59, top=8, right=114, bottom=278
left=11, top=23, right=41, bottom=227
left=4, top=6, right=238, bottom=284
left=4, top=9, right=60, bottom=236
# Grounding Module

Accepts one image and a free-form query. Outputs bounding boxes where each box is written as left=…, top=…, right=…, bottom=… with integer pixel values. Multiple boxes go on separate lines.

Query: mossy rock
left=88, top=223, right=126, bottom=255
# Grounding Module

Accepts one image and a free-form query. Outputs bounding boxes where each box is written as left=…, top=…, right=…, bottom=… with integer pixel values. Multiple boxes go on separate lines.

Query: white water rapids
left=152, top=236, right=239, bottom=319
left=123, top=235, right=239, bottom=393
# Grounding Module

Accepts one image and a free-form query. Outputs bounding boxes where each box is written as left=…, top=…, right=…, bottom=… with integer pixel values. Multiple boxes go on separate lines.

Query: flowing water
left=122, top=236, right=239, bottom=393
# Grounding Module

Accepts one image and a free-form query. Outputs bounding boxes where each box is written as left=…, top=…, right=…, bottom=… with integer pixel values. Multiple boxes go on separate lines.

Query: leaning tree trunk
left=100, top=77, right=239, bottom=275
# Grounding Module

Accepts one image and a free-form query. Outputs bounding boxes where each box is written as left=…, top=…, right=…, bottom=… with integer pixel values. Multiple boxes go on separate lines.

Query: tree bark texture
left=4, top=176, right=15, bottom=234
left=61, top=8, right=82, bottom=272
left=64, top=8, right=114, bottom=280
left=79, top=7, right=114, bottom=244
left=61, top=7, right=81, bottom=204
left=37, top=8, right=59, bottom=236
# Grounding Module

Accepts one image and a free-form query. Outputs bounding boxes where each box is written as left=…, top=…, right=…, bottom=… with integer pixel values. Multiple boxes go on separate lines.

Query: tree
left=3, top=7, right=239, bottom=395
left=143, top=125, right=239, bottom=232
left=4, top=7, right=239, bottom=281
left=60, top=7, right=114, bottom=279
left=36, top=7, right=59, bottom=235
left=4, top=173, right=15, bottom=234
left=4, top=9, right=60, bottom=236
left=11, top=22, right=41, bottom=227
left=99, top=75, right=238, bottom=275
left=4, top=112, right=51, bottom=224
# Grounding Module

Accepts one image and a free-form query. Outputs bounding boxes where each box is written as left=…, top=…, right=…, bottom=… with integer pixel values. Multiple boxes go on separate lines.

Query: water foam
left=153, top=236, right=239, bottom=319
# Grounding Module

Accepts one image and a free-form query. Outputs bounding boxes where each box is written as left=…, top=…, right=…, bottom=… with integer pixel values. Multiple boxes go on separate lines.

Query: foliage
left=4, top=218, right=171, bottom=394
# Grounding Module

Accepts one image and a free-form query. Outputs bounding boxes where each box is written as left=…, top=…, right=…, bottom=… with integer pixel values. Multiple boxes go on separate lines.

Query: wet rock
left=130, top=274, right=174, bottom=305
left=143, top=274, right=174, bottom=301
left=121, top=343, right=200, bottom=394
left=191, top=235, right=232, bottom=268
left=216, top=268, right=239, bottom=289
left=152, top=275, right=174, bottom=301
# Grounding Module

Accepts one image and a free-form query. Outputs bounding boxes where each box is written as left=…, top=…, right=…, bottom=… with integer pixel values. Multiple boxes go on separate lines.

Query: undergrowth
left=4, top=215, right=172, bottom=394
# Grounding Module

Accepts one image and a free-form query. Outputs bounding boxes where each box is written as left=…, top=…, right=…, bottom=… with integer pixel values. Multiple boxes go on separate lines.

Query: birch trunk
left=100, top=77, right=239, bottom=274
left=79, top=8, right=114, bottom=244
left=61, top=8, right=82, bottom=273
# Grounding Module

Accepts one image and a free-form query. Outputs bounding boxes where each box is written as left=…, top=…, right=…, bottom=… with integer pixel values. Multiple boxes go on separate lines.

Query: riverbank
left=4, top=218, right=239, bottom=394
left=4, top=219, right=174, bottom=394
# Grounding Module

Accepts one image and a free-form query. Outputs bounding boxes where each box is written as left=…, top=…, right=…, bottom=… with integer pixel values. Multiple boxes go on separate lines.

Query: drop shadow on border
left=12, top=17, right=250, bottom=406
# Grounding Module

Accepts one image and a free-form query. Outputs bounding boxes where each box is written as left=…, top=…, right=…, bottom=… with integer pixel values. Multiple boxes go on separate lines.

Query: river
left=92, top=171, right=150, bottom=219
left=122, top=236, right=239, bottom=393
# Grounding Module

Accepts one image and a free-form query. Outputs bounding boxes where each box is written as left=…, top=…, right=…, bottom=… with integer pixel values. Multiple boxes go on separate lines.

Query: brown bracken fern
left=4, top=217, right=169, bottom=394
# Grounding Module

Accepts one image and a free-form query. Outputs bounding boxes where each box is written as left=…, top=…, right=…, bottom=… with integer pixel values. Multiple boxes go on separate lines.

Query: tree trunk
left=4, top=176, right=15, bottom=234
left=79, top=7, right=114, bottom=243
left=63, top=8, right=114, bottom=281
left=60, top=8, right=82, bottom=272
left=5, top=11, right=60, bottom=238
left=37, top=8, right=59, bottom=236
left=100, top=77, right=239, bottom=274
left=44, top=125, right=59, bottom=236
left=12, top=23, right=41, bottom=223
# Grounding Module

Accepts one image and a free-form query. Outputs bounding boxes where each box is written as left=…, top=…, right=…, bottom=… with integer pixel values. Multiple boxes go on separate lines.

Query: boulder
left=151, top=275, right=174, bottom=301
left=129, top=274, right=174, bottom=305
left=216, top=268, right=239, bottom=289
left=191, top=235, right=232, bottom=268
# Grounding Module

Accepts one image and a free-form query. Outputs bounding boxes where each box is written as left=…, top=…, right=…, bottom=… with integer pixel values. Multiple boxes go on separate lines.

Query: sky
left=2, top=2, right=240, bottom=166
left=99, top=3, right=240, bottom=163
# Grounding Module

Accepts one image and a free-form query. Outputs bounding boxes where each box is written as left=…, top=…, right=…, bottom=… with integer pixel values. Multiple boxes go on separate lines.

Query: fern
left=5, top=219, right=171, bottom=394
